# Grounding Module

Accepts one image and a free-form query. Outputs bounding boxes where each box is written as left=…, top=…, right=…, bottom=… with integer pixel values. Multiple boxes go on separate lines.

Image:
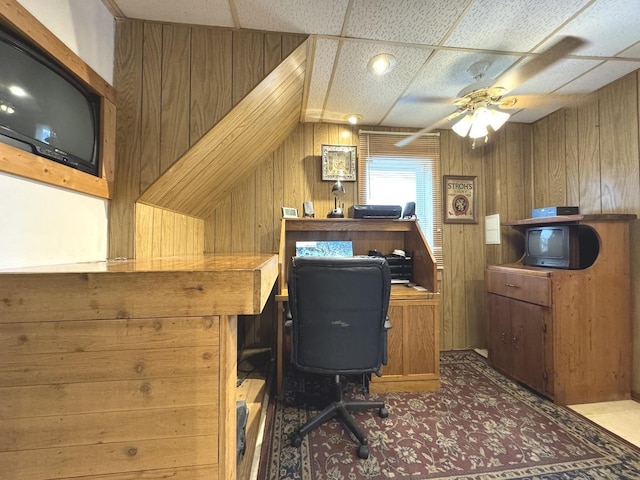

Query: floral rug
left=260, top=350, right=640, bottom=479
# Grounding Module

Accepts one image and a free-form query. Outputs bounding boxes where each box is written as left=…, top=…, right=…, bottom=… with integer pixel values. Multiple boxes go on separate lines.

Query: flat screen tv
left=0, top=25, right=100, bottom=176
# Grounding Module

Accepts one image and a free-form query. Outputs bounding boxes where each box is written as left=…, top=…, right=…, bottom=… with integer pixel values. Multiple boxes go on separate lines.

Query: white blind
left=358, top=131, right=442, bottom=265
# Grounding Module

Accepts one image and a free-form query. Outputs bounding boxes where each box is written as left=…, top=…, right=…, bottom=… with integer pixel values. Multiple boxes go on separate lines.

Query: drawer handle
left=505, top=283, right=520, bottom=288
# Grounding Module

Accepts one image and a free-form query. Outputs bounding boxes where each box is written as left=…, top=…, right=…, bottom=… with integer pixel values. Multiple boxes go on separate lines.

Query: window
left=358, top=131, right=442, bottom=265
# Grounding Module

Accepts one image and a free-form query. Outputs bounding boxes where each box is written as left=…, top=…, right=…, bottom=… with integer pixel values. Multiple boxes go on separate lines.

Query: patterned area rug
left=261, top=350, right=640, bottom=479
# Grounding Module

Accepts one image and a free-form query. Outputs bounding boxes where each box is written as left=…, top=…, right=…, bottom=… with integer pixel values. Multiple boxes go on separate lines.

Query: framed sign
left=443, top=175, right=477, bottom=224
left=321, top=144, right=357, bottom=181
left=281, top=207, right=298, bottom=218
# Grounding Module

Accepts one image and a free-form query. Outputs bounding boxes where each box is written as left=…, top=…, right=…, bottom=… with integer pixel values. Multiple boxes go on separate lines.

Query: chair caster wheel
left=379, top=407, right=388, bottom=418
left=290, top=433, right=303, bottom=448
left=358, top=444, right=369, bottom=459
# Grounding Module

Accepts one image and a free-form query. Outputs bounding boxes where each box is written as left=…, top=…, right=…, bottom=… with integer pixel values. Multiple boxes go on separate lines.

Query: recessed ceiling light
left=368, top=54, right=396, bottom=75
left=346, top=114, right=362, bottom=125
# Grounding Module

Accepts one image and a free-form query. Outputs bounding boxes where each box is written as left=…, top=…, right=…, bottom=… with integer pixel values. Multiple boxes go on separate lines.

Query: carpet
left=260, top=350, right=640, bottom=479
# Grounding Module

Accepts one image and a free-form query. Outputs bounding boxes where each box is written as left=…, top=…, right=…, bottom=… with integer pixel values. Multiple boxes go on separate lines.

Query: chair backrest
left=288, top=256, right=391, bottom=375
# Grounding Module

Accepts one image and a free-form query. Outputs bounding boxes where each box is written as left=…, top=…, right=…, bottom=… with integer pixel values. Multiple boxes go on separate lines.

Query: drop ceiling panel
left=345, top=0, right=472, bottom=45
left=619, top=42, right=640, bottom=58
left=115, top=0, right=234, bottom=26
left=234, top=0, right=350, bottom=35
left=385, top=102, right=458, bottom=130
left=550, top=0, right=640, bottom=57
left=323, top=42, right=432, bottom=124
left=444, top=0, right=592, bottom=51
left=557, top=60, right=640, bottom=93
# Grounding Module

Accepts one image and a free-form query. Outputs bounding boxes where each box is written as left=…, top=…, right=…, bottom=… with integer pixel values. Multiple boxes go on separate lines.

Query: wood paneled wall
left=109, top=19, right=306, bottom=259
left=135, top=204, right=204, bottom=258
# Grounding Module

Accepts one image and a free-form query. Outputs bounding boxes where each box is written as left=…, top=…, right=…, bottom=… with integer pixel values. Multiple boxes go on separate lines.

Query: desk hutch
left=276, top=218, right=441, bottom=396
left=486, top=214, right=635, bottom=405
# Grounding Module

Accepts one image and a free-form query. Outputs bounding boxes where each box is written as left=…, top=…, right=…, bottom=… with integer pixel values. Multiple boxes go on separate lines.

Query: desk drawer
left=486, top=269, right=551, bottom=306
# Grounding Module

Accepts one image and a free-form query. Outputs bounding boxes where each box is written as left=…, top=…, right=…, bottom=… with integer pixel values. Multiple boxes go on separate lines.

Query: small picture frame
left=321, top=144, right=357, bottom=181
left=281, top=207, right=298, bottom=218
left=443, top=175, right=477, bottom=224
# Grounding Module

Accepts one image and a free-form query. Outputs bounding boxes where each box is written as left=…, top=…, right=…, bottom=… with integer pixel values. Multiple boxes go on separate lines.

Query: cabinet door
left=511, top=301, right=546, bottom=393
left=487, top=293, right=512, bottom=376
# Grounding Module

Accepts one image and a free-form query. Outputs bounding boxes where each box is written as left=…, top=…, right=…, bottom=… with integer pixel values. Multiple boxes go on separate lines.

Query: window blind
left=358, top=131, right=442, bottom=265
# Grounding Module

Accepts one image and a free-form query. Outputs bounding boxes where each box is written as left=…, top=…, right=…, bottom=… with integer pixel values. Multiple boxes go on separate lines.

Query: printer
left=348, top=204, right=402, bottom=219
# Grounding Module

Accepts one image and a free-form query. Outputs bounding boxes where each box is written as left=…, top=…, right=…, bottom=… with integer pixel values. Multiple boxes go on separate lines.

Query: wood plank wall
left=111, top=19, right=640, bottom=392
left=135, top=204, right=204, bottom=258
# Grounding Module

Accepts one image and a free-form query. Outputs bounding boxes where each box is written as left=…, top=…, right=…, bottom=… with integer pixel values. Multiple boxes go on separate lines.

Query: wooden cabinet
left=486, top=288, right=550, bottom=395
left=372, top=287, right=440, bottom=393
left=276, top=218, right=440, bottom=396
left=486, top=214, right=634, bottom=405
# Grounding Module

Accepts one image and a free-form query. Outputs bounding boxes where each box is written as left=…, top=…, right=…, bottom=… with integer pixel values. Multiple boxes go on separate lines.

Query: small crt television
left=523, top=225, right=580, bottom=269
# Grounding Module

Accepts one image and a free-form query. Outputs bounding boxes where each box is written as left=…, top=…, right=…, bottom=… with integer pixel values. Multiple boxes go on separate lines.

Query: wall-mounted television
left=523, top=224, right=598, bottom=269
left=0, top=25, right=100, bottom=176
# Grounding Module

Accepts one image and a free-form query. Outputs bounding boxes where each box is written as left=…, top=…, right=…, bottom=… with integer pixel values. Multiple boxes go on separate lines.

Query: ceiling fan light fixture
left=452, top=114, right=473, bottom=137
left=368, top=53, right=396, bottom=75
left=469, top=119, right=489, bottom=139
left=488, top=109, right=510, bottom=131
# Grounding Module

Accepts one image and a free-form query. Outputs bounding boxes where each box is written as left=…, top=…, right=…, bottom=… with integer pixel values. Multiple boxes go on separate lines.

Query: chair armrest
left=381, top=315, right=392, bottom=368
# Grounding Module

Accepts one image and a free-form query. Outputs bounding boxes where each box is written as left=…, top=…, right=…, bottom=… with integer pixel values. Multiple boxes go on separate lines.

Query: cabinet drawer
left=486, top=270, right=551, bottom=306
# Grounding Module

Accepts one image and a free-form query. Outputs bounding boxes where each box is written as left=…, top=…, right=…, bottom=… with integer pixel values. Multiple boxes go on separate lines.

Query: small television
left=523, top=224, right=598, bottom=269
left=0, top=25, right=100, bottom=176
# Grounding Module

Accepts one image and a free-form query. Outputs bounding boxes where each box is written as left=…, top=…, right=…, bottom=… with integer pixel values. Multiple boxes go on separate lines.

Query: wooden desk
left=0, top=254, right=278, bottom=480
left=276, top=218, right=441, bottom=397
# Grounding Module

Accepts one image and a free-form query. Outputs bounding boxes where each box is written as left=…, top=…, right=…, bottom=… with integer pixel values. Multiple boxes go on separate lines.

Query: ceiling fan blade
left=395, top=116, right=456, bottom=147
left=445, top=109, right=465, bottom=121
left=401, top=95, right=454, bottom=105
left=497, top=93, right=586, bottom=109
left=491, top=36, right=586, bottom=94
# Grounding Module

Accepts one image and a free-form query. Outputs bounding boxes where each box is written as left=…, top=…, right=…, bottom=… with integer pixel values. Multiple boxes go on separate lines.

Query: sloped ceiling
left=137, top=41, right=306, bottom=217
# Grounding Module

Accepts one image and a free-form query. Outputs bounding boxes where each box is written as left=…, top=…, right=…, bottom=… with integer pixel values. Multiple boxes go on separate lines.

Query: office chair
left=287, top=256, right=392, bottom=459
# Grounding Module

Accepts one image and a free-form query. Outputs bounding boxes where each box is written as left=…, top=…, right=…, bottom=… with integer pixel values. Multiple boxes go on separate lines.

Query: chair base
left=290, top=375, right=388, bottom=459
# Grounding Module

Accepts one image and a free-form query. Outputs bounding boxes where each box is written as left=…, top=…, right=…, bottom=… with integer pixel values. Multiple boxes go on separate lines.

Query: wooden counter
left=0, top=254, right=278, bottom=480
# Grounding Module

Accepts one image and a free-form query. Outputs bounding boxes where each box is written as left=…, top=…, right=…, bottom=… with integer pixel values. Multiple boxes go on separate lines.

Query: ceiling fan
left=396, top=36, right=586, bottom=147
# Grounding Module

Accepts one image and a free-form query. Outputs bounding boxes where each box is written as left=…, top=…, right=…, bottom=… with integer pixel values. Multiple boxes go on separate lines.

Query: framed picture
left=281, top=207, right=298, bottom=218
left=321, top=144, right=357, bottom=181
left=443, top=175, right=477, bottom=224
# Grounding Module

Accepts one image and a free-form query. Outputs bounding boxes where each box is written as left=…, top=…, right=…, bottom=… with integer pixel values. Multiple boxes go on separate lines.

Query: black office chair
left=287, top=256, right=392, bottom=459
